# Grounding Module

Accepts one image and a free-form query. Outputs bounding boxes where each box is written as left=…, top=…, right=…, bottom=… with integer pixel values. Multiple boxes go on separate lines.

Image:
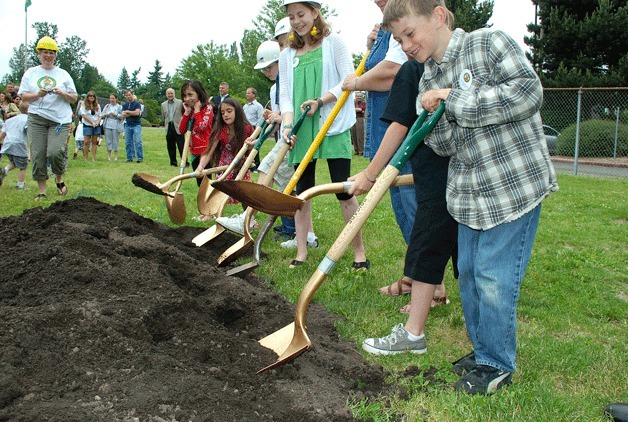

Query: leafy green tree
left=447, top=0, right=494, bottom=31
left=526, top=0, right=627, bottom=86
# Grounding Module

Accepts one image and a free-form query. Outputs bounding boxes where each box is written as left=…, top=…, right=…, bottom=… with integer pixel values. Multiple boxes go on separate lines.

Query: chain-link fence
left=541, top=87, right=627, bottom=178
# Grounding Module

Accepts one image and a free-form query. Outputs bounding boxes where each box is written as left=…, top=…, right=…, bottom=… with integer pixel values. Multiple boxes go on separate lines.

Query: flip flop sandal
left=351, top=260, right=370, bottom=271
left=34, top=193, right=46, bottom=201
left=56, top=181, right=68, bottom=196
left=380, top=278, right=413, bottom=296
left=289, top=259, right=304, bottom=269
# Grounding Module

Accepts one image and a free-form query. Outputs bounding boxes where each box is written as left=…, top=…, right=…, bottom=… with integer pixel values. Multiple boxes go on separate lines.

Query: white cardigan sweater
left=279, top=33, right=356, bottom=135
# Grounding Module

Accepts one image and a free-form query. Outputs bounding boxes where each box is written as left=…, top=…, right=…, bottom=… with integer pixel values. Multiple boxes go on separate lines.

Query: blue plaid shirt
left=421, top=29, right=558, bottom=230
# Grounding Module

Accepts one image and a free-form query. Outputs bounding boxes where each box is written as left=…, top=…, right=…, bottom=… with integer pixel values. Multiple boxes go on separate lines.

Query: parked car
left=543, top=125, right=560, bottom=155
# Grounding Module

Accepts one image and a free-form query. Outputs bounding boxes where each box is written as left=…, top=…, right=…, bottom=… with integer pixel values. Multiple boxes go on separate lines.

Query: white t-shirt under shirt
left=0, top=113, right=28, bottom=157
left=385, top=37, right=408, bottom=66
left=18, top=65, right=76, bottom=124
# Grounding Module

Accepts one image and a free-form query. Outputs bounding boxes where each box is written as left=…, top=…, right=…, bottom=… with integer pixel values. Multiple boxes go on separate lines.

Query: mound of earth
left=0, top=197, right=391, bottom=421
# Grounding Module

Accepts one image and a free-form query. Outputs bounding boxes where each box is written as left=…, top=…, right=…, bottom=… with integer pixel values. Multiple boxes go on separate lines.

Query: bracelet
left=362, top=169, right=376, bottom=183
left=354, top=77, right=359, bottom=91
left=316, top=98, right=324, bottom=109
left=284, top=123, right=293, bottom=129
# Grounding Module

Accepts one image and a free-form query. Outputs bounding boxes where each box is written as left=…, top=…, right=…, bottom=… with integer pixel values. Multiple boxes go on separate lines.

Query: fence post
left=573, top=89, right=582, bottom=175
left=613, top=107, right=620, bottom=160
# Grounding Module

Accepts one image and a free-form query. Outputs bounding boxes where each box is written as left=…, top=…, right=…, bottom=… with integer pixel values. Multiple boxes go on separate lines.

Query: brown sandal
left=399, top=296, right=450, bottom=314
left=379, top=278, right=413, bottom=296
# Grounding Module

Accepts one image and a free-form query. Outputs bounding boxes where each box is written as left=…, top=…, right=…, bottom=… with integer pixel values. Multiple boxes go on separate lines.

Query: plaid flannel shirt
left=421, top=29, right=558, bottom=230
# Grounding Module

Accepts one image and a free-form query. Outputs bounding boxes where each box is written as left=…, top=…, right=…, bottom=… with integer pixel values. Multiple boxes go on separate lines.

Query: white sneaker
left=280, top=236, right=319, bottom=249
left=216, top=213, right=256, bottom=235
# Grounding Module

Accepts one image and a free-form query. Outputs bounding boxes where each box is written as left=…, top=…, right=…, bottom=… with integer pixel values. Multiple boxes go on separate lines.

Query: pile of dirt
left=0, top=197, right=391, bottom=421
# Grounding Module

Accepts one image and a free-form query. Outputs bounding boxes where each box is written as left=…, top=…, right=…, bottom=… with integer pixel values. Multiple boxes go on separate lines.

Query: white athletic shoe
left=216, top=213, right=256, bottom=235
left=280, top=235, right=319, bottom=249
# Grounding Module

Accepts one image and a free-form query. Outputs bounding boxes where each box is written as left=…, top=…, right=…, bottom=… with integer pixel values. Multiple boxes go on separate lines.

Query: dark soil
left=0, top=197, right=392, bottom=421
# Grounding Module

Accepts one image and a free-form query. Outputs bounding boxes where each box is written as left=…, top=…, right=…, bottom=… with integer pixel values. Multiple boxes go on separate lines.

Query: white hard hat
left=282, top=0, right=322, bottom=10
left=274, top=17, right=291, bottom=38
left=254, top=41, right=281, bottom=70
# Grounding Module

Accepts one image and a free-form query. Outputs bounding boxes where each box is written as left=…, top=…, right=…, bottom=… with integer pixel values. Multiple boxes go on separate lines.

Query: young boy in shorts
left=0, top=101, right=30, bottom=189
left=349, top=58, right=458, bottom=365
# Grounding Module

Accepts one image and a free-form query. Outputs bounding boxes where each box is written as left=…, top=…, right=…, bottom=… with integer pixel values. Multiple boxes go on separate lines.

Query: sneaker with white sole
left=454, top=364, right=512, bottom=395
left=362, top=323, right=427, bottom=355
left=216, top=213, right=256, bottom=235
left=280, top=236, right=318, bottom=249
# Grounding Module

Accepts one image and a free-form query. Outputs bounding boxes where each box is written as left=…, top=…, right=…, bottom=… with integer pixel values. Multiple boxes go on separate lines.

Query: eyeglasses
left=87, top=95, right=95, bottom=97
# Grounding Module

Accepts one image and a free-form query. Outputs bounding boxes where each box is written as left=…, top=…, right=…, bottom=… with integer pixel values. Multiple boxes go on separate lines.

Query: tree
left=147, top=60, right=164, bottom=94
left=130, top=68, right=142, bottom=92
left=526, top=0, right=627, bottom=86
left=117, top=67, right=131, bottom=94
left=447, top=0, right=494, bottom=31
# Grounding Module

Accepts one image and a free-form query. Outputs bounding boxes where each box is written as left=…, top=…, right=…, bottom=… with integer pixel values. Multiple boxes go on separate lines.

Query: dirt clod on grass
left=0, top=197, right=390, bottom=421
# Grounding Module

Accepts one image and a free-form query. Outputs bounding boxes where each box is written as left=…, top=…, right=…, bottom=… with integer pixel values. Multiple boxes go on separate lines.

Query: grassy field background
left=1, top=127, right=626, bottom=421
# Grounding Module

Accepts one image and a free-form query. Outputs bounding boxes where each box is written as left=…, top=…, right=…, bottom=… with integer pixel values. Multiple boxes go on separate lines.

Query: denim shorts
left=7, top=154, right=28, bottom=170
left=83, top=125, right=101, bottom=136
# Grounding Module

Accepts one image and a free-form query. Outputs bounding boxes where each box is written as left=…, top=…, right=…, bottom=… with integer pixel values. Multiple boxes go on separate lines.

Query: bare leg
left=37, top=179, right=46, bottom=196
left=339, top=197, right=366, bottom=263
left=91, top=141, right=97, bottom=161
left=83, top=137, right=91, bottom=160
left=293, top=199, right=312, bottom=263
left=405, top=280, right=437, bottom=337
left=400, top=279, right=448, bottom=314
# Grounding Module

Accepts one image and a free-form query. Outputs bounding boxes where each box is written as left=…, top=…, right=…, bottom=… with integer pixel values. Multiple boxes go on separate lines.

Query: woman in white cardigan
left=279, top=0, right=369, bottom=270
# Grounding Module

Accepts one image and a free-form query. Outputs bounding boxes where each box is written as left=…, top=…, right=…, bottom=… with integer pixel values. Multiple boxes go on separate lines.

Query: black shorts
left=404, top=201, right=458, bottom=284
left=295, top=158, right=353, bottom=201
left=403, top=143, right=458, bottom=285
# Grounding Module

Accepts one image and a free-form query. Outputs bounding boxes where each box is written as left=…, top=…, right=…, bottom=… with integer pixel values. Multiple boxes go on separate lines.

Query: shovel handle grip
left=254, top=122, right=277, bottom=151
left=287, top=104, right=311, bottom=141
left=389, top=102, right=445, bottom=171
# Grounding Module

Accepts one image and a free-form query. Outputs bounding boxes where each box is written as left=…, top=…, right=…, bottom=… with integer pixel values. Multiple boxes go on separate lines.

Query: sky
left=0, top=0, right=536, bottom=89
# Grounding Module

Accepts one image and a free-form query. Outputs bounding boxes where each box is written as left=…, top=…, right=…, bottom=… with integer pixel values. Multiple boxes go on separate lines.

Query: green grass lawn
left=2, top=127, right=627, bottom=421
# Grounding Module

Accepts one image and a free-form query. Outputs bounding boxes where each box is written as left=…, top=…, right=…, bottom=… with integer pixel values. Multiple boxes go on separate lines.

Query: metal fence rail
left=541, top=87, right=627, bottom=178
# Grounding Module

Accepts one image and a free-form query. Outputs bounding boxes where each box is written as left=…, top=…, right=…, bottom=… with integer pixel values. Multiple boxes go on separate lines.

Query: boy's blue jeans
left=457, top=204, right=541, bottom=373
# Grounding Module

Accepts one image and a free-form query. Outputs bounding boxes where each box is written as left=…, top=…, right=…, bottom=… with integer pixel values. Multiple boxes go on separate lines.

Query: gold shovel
left=256, top=103, right=446, bottom=373
left=163, top=117, right=194, bottom=224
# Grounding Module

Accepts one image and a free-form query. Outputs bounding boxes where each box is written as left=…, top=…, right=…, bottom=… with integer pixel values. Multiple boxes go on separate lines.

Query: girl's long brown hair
left=288, top=3, right=331, bottom=49
left=84, top=91, right=100, bottom=111
left=208, top=97, right=250, bottom=167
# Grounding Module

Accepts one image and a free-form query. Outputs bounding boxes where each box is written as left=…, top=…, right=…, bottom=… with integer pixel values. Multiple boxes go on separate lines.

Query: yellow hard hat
left=36, top=36, right=59, bottom=52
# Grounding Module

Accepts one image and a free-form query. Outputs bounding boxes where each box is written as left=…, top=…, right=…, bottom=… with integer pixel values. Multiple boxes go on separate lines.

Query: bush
left=556, top=119, right=628, bottom=157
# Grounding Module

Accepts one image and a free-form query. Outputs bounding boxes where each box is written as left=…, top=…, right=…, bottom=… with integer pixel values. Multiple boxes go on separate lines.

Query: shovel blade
left=204, top=191, right=229, bottom=218
left=165, top=192, right=186, bottom=224
left=212, top=180, right=304, bottom=217
left=197, top=176, right=214, bottom=216
left=257, top=322, right=311, bottom=374
left=217, top=237, right=253, bottom=266
left=225, top=260, right=260, bottom=277
left=192, top=224, right=225, bottom=247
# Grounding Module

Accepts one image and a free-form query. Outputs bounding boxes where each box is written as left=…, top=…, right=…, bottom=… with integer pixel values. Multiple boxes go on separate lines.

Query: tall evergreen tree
left=526, top=0, right=627, bottom=86
left=117, top=67, right=131, bottom=93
